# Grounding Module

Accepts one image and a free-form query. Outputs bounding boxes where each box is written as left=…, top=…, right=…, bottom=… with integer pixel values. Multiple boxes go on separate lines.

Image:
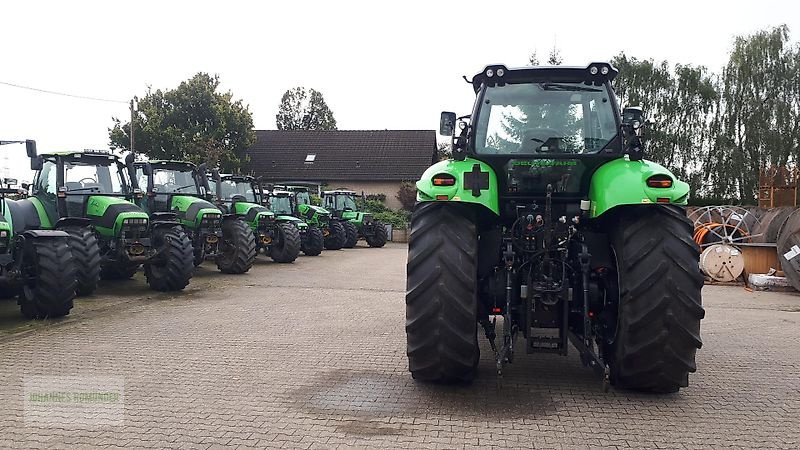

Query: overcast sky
left=2, top=0, right=799, bottom=181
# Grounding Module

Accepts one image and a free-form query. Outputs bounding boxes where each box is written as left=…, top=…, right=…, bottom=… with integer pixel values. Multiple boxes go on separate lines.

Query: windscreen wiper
left=539, top=83, right=602, bottom=92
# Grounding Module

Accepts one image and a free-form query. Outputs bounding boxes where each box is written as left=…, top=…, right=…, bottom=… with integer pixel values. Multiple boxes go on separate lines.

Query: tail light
left=646, top=175, right=673, bottom=188
left=432, top=173, right=456, bottom=186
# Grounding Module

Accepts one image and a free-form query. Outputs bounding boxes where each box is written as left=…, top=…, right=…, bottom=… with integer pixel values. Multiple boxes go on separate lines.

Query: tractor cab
left=134, top=161, right=212, bottom=215
left=31, top=149, right=141, bottom=226
left=267, top=190, right=295, bottom=216
left=322, top=190, right=358, bottom=216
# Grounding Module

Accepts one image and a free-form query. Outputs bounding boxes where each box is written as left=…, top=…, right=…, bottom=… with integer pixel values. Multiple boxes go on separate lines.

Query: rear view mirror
left=124, top=153, right=135, bottom=166
left=622, top=106, right=645, bottom=129
left=439, top=111, right=457, bottom=136
left=141, top=163, right=152, bottom=176
left=25, top=140, right=37, bottom=158
left=30, top=156, right=43, bottom=171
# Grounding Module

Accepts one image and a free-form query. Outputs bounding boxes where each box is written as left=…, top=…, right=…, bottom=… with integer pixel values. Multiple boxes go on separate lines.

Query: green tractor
left=0, top=140, right=77, bottom=318
left=134, top=161, right=256, bottom=274
left=21, top=146, right=193, bottom=293
left=405, top=63, right=704, bottom=393
left=322, top=190, right=388, bottom=248
left=262, top=188, right=313, bottom=259
left=207, top=173, right=304, bottom=262
left=274, top=185, right=348, bottom=251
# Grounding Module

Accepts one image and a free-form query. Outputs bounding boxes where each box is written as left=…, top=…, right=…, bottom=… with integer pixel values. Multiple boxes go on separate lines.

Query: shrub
left=396, top=182, right=417, bottom=211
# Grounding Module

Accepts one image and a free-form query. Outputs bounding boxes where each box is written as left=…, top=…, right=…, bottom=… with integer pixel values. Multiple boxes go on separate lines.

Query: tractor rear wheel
left=270, top=222, right=301, bottom=263
left=100, top=262, right=139, bottom=280
left=19, top=237, right=77, bottom=319
left=302, top=226, right=324, bottom=256
left=216, top=219, right=256, bottom=274
left=324, top=221, right=346, bottom=250
left=405, top=202, right=479, bottom=382
left=61, top=226, right=101, bottom=296
left=608, top=206, right=705, bottom=393
left=366, top=221, right=388, bottom=248
left=342, top=221, right=358, bottom=248
left=145, top=227, right=194, bottom=291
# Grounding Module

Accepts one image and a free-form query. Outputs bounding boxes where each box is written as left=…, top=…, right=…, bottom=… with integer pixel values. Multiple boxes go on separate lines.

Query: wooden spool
left=776, top=208, right=800, bottom=291
left=700, top=244, right=744, bottom=282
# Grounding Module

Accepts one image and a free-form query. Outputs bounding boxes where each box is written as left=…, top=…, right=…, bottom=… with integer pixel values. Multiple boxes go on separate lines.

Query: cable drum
left=751, top=207, right=794, bottom=243
left=776, top=208, right=800, bottom=291
left=699, top=244, right=745, bottom=282
left=689, top=206, right=761, bottom=248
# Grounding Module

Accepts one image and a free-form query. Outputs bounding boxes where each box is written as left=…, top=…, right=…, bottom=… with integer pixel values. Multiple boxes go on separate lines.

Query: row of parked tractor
left=0, top=141, right=388, bottom=320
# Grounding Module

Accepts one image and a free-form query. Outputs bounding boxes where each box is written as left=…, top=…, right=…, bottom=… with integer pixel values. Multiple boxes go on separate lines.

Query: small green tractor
left=134, top=161, right=256, bottom=273
left=0, top=140, right=77, bottom=318
left=322, top=190, right=388, bottom=248
left=19, top=146, right=194, bottom=293
left=206, top=173, right=303, bottom=262
left=274, top=185, right=348, bottom=251
left=406, top=63, right=704, bottom=393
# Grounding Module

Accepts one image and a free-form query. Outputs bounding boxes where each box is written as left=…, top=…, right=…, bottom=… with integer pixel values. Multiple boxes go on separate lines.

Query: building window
left=304, top=154, right=316, bottom=164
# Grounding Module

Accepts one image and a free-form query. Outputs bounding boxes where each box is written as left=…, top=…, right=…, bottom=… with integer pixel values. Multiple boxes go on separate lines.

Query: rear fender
left=21, top=229, right=70, bottom=239
left=589, top=158, right=690, bottom=218
left=416, top=158, right=500, bottom=216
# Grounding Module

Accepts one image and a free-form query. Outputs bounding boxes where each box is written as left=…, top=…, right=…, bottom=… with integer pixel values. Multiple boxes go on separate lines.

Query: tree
left=275, top=87, right=337, bottom=130
left=706, top=25, right=800, bottom=201
left=109, top=73, right=254, bottom=172
left=396, top=182, right=417, bottom=211
left=611, top=53, right=718, bottom=194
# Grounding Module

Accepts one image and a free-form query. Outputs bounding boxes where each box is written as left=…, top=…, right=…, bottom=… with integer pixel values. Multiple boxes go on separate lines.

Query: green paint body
left=415, top=156, right=688, bottom=217
left=415, top=157, right=501, bottom=215
left=587, top=158, right=689, bottom=217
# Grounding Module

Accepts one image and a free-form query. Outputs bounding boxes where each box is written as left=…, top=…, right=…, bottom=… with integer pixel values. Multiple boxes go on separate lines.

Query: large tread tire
left=193, top=241, right=205, bottom=267
left=19, top=237, right=77, bottom=319
left=609, top=206, right=705, bottom=393
left=144, top=227, right=194, bottom=292
left=100, top=263, right=139, bottom=280
left=405, top=202, right=479, bottom=382
left=61, top=226, right=101, bottom=296
left=324, top=221, right=346, bottom=250
left=301, top=226, right=324, bottom=256
left=215, top=219, right=256, bottom=274
left=366, top=221, right=388, bottom=248
left=270, top=222, right=301, bottom=263
left=342, top=221, right=358, bottom=248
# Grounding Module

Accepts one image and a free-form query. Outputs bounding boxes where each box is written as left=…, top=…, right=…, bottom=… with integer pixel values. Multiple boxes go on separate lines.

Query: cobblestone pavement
left=1, top=243, right=799, bottom=449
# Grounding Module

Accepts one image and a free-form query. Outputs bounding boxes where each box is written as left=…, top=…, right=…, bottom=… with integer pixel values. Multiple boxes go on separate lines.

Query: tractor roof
left=140, top=160, right=197, bottom=170
left=324, top=190, right=356, bottom=195
left=219, top=174, right=255, bottom=182
left=470, top=62, right=617, bottom=93
left=270, top=190, right=291, bottom=197
left=41, top=149, right=121, bottom=163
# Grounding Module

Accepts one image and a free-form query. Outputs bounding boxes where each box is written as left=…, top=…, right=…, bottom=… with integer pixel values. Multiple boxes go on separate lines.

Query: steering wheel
left=78, top=177, right=98, bottom=185
left=518, top=128, right=565, bottom=152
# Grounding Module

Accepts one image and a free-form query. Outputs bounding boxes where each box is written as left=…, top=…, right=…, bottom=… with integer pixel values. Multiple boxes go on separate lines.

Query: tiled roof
left=245, top=130, right=437, bottom=181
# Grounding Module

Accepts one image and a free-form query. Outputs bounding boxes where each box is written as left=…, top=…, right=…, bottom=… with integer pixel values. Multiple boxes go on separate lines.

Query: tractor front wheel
left=19, top=237, right=77, bottom=319
left=60, top=225, right=101, bottom=296
left=342, top=221, right=358, bottom=248
left=302, top=226, right=324, bottom=256
left=405, top=202, right=479, bottom=382
left=366, top=221, right=388, bottom=248
left=324, top=221, right=346, bottom=250
left=270, top=222, right=301, bottom=263
left=607, top=206, right=705, bottom=393
left=145, top=227, right=194, bottom=291
left=216, top=219, right=256, bottom=274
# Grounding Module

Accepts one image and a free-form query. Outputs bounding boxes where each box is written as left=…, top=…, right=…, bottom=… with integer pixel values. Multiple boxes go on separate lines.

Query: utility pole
left=129, top=97, right=136, bottom=155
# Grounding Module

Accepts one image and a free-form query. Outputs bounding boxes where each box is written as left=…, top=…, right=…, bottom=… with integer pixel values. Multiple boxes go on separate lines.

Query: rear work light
left=646, top=174, right=673, bottom=188
left=432, top=173, right=456, bottom=186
